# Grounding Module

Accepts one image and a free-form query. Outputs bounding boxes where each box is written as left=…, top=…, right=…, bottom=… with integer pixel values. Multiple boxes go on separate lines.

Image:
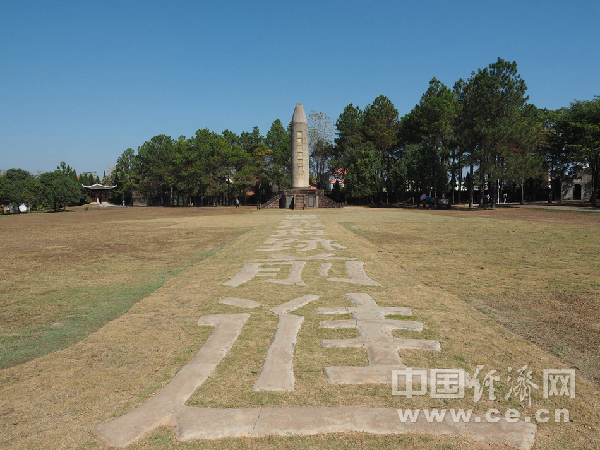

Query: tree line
left=111, top=57, right=597, bottom=207
left=0, top=163, right=102, bottom=212
left=331, top=58, right=599, bottom=207
left=110, top=122, right=292, bottom=206
left=2, top=57, right=598, bottom=211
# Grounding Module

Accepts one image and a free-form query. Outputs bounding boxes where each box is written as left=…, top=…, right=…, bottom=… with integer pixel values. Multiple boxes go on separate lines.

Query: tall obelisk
left=291, top=103, right=309, bottom=188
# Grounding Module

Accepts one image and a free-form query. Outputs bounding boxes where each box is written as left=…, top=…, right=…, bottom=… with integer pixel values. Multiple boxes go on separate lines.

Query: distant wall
left=561, top=170, right=593, bottom=201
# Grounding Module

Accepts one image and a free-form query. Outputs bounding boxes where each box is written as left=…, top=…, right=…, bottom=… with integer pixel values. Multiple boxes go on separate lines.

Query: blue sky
left=1, top=0, right=599, bottom=177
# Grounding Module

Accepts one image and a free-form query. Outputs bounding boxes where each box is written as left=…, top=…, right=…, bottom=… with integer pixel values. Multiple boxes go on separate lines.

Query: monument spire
left=291, top=103, right=309, bottom=189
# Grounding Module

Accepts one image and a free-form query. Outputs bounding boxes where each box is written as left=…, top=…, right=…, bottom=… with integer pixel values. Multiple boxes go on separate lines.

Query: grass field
left=341, top=206, right=600, bottom=389
left=0, top=206, right=249, bottom=369
left=0, top=204, right=598, bottom=449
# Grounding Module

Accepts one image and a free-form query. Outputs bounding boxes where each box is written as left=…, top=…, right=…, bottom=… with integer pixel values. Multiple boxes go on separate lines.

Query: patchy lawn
left=0, top=205, right=252, bottom=368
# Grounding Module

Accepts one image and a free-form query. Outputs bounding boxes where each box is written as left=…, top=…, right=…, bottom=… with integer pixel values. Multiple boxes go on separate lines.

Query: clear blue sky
left=1, top=0, right=598, bottom=177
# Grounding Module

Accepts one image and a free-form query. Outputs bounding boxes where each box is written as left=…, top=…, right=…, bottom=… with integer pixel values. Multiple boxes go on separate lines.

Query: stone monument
left=291, top=103, right=309, bottom=189
left=260, top=104, right=342, bottom=210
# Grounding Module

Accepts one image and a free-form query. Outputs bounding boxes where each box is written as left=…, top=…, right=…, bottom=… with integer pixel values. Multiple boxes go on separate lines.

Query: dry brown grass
left=1, top=206, right=599, bottom=450
left=0, top=205, right=252, bottom=368
left=341, top=205, right=600, bottom=389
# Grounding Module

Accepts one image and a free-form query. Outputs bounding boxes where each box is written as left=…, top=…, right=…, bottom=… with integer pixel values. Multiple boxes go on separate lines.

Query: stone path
left=94, top=213, right=538, bottom=449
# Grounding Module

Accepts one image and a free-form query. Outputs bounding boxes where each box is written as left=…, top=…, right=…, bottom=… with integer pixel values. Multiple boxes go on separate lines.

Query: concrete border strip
left=172, top=406, right=536, bottom=450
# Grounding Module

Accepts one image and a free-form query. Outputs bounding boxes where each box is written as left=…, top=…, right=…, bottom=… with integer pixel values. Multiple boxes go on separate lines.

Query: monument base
left=260, top=189, right=342, bottom=210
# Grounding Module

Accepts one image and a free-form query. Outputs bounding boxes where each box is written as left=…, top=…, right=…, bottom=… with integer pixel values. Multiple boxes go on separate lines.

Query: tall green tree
left=189, top=129, right=229, bottom=205
left=136, top=135, right=176, bottom=205
left=265, top=119, right=291, bottom=190
left=561, top=97, right=600, bottom=206
left=2, top=169, right=35, bottom=206
left=21, top=176, right=43, bottom=209
left=454, top=77, right=478, bottom=206
left=455, top=58, right=533, bottom=205
left=58, top=162, right=86, bottom=204
left=362, top=95, right=399, bottom=200
left=335, top=104, right=364, bottom=151
left=221, top=129, right=249, bottom=202
left=334, top=98, right=400, bottom=202
left=111, top=148, right=137, bottom=205
left=398, top=78, right=458, bottom=200
left=39, top=169, right=81, bottom=211
left=344, top=142, right=383, bottom=204
left=544, top=109, right=573, bottom=203
left=240, top=126, right=272, bottom=203
left=185, top=129, right=212, bottom=205
left=334, top=104, right=364, bottom=179
left=362, top=95, right=399, bottom=159
left=397, top=143, right=448, bottom=201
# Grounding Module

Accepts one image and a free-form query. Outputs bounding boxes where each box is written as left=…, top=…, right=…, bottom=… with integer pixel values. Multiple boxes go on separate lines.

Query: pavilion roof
left=81, top=184, right=117, bottom=190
